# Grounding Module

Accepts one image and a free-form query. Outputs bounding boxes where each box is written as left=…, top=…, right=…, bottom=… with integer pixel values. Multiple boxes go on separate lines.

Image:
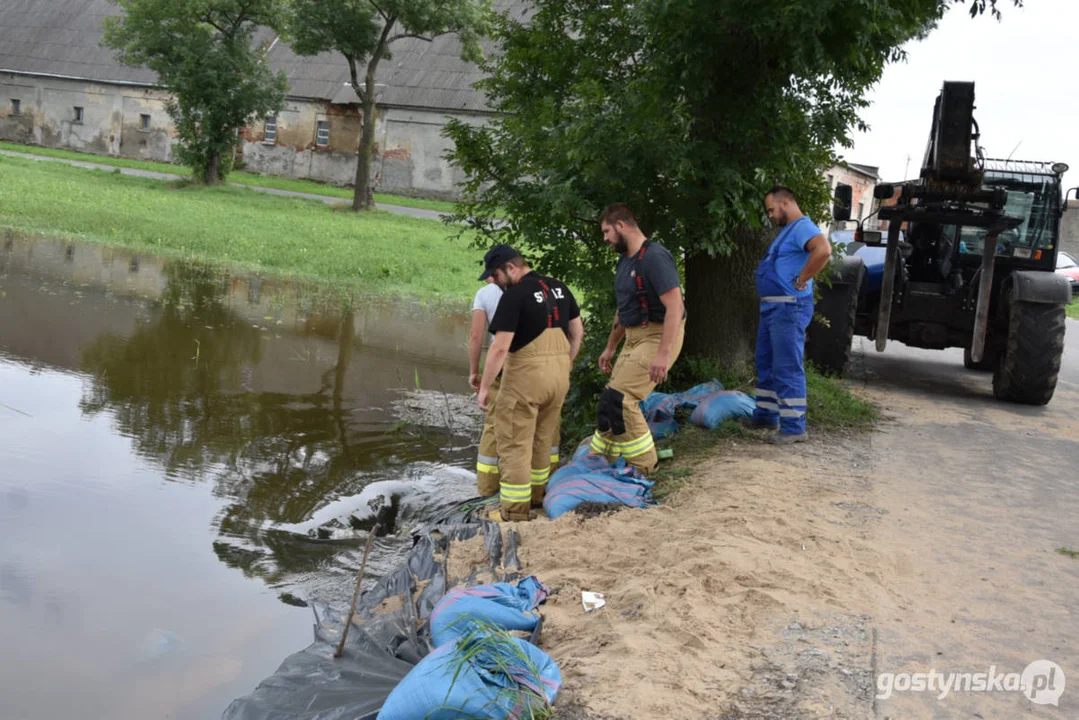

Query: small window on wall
left=73, top=106, right=84, bottom=123
left=315, top=120, right=329, bottom=148
left=263, top=115, right=277, bottom=143
left=139, top=113, right=151, bottom=131
left=11, top=99, right=21, bottom=115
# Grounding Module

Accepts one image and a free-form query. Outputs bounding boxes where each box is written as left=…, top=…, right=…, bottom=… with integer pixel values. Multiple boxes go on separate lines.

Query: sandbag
left=543, top=456, right=655, bottom=520
left=689, top=389, right=756, bottom=429
left=376, top=634, right=561, bottom=720
left=429, top=576, right=549, bottom=647
left=639, top=380, right=725, bottom=438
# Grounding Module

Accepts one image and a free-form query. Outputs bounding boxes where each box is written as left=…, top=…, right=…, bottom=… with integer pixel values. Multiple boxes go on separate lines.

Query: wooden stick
left=334, top=524, right=380, bottom=658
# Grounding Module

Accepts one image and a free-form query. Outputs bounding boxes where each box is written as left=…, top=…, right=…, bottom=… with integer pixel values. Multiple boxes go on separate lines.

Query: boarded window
left=858, top=202, right=865, bottom=220
left=73, top=106, right=84, bottom=123
left=315, top=120, right=330, bottom=148
left=11, top=99, right=20, bottom=115
left=140, top=113, right=151, bottom=131
left=263, top=115, right=277, bottom=143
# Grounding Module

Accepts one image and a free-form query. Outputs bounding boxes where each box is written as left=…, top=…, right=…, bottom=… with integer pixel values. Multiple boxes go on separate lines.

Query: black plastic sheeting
left=222, top=497, right=519, bottom=720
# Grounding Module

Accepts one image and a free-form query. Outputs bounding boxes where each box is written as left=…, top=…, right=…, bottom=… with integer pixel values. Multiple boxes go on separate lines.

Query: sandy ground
left=444, top=327, right=1079, bottom=719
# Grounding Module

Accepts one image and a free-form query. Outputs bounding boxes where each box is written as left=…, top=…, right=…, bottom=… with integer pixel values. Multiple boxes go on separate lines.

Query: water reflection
left=0, top=233, right=481, bottom=718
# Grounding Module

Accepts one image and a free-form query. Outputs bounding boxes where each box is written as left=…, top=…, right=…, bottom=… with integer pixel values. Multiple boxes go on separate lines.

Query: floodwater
left=0, top=234, right=483, bottom=720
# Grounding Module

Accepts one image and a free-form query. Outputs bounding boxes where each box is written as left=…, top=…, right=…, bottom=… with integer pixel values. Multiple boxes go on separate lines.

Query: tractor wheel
left=963, top=345, right=995, bottom=372
left=805, top=264, right=865, bottom=377
left=992, top=300, right=1066, bottom=405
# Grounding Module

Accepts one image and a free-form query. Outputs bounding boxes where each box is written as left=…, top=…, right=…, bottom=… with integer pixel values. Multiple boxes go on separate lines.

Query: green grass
left=0, top=140, right=457, bottom=214
left=1068, top=299, right=1079, bottom=321
left=1057, top=547, right=1079, bottom=559
left=0, top=153, right=479, bottom=305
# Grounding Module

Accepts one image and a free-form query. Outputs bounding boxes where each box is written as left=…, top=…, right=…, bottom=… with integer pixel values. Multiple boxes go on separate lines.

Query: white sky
left=843, top=0, right=1078, bottom=193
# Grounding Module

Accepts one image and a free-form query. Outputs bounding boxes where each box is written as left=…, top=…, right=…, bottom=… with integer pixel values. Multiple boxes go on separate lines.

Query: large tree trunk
left=204, top=151, right=222, bottom=185
left=682, top=224, right=771, bottom=366
left=352, top=68, right=379, bottom=211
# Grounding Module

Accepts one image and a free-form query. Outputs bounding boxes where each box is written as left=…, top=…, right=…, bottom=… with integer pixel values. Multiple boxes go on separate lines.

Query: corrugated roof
left=0, top=0, right=526, bottom=113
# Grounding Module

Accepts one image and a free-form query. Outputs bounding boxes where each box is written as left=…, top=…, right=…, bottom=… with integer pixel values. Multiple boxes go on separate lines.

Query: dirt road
left=465, top=320, right=1078, bottom=719
left=850, top=321, right=1079, bottom=719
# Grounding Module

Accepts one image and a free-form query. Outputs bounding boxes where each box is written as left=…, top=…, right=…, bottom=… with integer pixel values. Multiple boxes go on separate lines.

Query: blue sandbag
left=430, top=576, right=549, bottom=647
left=640, top=380, right=725, bottom=438
left=377, top=635, right=561, bottom=720
left=543, top=455, right=655, bottom=520
left=689, top=390, right=756, bottom=429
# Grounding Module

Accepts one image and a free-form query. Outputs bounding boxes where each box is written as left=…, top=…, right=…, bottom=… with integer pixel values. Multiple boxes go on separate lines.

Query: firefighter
left=742, top=185, right=831, bottom=443
left=476, top=245, right=584, bottom=521
left=590, top=203, right=685, bottom=474
left=469, top=276, right=503, bottom=496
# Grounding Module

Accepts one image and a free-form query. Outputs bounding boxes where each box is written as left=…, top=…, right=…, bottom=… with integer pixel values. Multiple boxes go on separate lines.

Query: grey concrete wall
left=1061, top=200, right=1079, bottom=259
left=241, top=100, right=490, bottom=200
left=378, top=107, right=486, bottom=200
left=0, top=73, right=176, bottom=160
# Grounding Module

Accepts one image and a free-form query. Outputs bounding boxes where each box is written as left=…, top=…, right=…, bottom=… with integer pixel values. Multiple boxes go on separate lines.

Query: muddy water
left=0, top=234, right=483, bottom=720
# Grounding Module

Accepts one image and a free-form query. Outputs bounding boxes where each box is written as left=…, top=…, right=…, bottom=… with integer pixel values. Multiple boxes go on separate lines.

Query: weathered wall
left=0, top=73, right=176, bottom=160
left=241, top=99, right=489, bottom=200
left=1060, top=200, right=1079, bottom=259
left=2, top=73, right=488, bottom=199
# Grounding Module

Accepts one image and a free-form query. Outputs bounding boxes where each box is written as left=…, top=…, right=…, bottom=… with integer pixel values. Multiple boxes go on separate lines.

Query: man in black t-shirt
left=476, top=245, right=584, bottom=521
left=591, top=203, right=686, bottom=473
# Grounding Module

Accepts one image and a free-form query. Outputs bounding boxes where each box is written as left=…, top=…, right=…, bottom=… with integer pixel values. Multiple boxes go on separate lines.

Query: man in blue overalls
left=744, top=186, right=832, bottom=444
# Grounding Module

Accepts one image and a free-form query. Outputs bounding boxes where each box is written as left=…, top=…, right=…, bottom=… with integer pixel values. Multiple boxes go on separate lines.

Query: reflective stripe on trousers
left=752, top=299, right=813, bottom=434
left=593, top=321, right=684, bottom=473
left=494, top=328, right=571, bottom=521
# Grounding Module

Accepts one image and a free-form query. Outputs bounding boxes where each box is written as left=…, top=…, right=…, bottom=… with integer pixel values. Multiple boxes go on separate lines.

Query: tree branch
left=345, top=54, right=366, bottom=104
left=387, top=33, right=435, bottom=44
left=369, top=0, right=389, bottom=22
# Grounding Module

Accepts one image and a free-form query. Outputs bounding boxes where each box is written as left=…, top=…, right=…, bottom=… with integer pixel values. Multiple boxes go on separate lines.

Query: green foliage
left=446, top=0, right=1020, bottom=325
left=1067, top=299, right=1079, bottom=321
left=0, top=153, right=479, bottom=305
left=103, top=0, right=288, bottom=184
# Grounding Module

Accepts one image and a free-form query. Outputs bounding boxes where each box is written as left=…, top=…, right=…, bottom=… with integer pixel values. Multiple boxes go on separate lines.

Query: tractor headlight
left=1051, top=162, right=1069, bottom=175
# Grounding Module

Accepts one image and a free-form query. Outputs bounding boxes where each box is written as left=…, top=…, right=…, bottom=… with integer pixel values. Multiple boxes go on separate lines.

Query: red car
left=1057, top=251, right=1079, bottom=295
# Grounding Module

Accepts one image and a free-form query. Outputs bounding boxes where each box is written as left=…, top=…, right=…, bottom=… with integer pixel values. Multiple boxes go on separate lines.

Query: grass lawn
left=0, top=140, right=458, bottom=214
left=0, top=153, right=480, bottom=305
left=1068, top=299, right=1079, bottom=320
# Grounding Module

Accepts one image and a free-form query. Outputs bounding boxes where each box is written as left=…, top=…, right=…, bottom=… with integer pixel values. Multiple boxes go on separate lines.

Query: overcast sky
left=843, top=0, right=1078, bottom=193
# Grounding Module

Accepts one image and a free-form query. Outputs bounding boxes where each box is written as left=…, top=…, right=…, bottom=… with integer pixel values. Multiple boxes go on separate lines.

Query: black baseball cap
left=478, top=244, right=521, bottom=280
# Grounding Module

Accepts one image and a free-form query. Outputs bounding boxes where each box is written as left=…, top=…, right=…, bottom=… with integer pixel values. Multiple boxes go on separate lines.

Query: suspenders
left=632, top=240, right=652, bottom=327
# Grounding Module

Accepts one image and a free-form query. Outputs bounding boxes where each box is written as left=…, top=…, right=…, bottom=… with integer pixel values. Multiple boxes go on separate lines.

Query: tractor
left=808, top=80, right=1074, bottom=405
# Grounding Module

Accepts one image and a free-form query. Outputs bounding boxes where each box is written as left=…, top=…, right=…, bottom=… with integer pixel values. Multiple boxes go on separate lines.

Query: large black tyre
left=992, top=300, right=1066, bottom=405
left=805, top=264, right=865, bottom=377
left=963, top=345, right=995, bottom=371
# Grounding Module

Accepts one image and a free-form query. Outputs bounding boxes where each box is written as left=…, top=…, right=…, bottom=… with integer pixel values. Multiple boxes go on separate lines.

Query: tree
left=446, top=0, right=1022, bottom=365
left=103, top=0, right=288, bottom=184
left=283, top=0, right=494, bottom=211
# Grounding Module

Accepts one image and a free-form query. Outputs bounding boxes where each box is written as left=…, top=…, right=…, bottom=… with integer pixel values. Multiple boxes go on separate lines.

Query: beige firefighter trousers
left=476, top=377, right=562, bottom=497
left=590, top=320, right=685, bottom=473
left=493, top=328, right=571, bottom=521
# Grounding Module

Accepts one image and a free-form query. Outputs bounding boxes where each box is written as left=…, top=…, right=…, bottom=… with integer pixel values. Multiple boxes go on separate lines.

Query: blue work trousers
left=752, top=299, right=814, bottom=435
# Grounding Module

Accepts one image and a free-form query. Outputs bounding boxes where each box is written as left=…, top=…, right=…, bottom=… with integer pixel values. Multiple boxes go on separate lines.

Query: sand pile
left=452, top=439, right=891, bottom=719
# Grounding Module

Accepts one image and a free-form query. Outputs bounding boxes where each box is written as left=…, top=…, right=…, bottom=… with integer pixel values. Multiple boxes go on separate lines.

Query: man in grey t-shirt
left=590, top=203, right=686, bottom=474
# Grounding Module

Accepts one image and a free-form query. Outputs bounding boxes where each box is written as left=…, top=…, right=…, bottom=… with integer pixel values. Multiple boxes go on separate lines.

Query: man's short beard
left=613, top=232, right=629, bottom=254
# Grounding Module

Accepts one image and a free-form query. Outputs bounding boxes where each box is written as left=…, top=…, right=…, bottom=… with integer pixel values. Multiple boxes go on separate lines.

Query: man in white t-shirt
left=470, top=277, right=504, bottom=496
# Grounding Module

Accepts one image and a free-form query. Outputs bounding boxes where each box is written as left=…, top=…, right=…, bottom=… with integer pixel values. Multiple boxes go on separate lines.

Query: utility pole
left=903, top=153, right=911, bottom=181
